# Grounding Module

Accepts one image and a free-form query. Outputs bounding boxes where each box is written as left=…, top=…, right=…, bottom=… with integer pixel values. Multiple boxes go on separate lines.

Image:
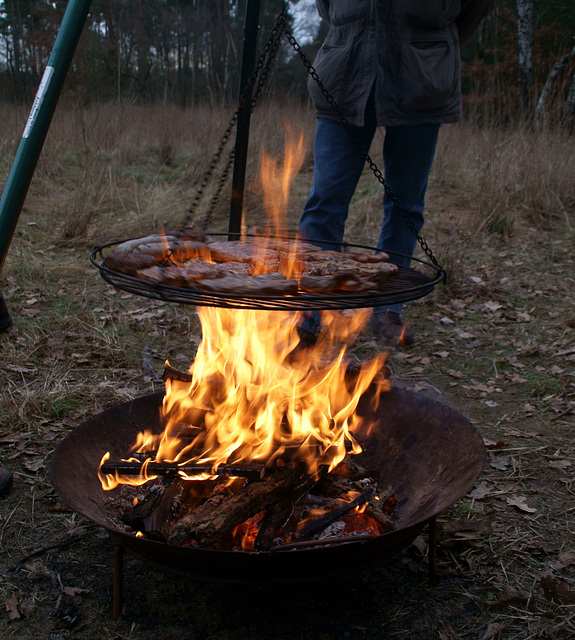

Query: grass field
left=0, top=102, right=574, bottom=639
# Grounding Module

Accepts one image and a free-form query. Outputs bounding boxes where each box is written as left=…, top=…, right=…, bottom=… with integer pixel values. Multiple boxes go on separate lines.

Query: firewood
left=143, top=477, right=186, bottom=541
left=295, top=485, right=376, bottom=539
left=100, top=460, right=263, bottom=481
left=366, top=485, right=398, bottom=531
left=174, top=464, right=314, bottom=547
left=254, top=472, right=321, bottom=551
left=167, top=483, right=233, bottom=545
left=122, top=485, right=164, bottom=532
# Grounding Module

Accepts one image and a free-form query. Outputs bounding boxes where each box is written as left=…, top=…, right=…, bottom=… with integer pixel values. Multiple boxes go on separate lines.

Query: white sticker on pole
left=22, top=65, right=55, bottom=139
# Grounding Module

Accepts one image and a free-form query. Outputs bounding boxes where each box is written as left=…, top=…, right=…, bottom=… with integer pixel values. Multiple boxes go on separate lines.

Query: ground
left=0, top=105, right=574, bottom=639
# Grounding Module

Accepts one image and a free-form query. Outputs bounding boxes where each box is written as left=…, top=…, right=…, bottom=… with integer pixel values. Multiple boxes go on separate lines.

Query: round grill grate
left=90, top=234, right=445, bottom=311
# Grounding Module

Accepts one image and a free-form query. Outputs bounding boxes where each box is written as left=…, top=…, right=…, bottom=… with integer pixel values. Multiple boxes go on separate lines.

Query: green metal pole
left=0, top=0, right=93, bottom=273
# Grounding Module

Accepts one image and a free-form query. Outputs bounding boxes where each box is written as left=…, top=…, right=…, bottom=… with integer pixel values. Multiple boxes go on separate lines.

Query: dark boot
left=371, top=311, right=415, bottom=347
left=0, top=291, right=12, bottom=331
left=0, top=467, right=13, bottom=496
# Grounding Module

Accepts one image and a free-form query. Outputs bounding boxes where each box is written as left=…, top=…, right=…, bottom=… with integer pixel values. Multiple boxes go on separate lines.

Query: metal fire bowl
left=50, top=387, right=485, bottom=584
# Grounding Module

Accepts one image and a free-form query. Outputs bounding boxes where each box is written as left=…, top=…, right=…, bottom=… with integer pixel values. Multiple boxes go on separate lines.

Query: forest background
left=0, top=0, right=574, bottom=128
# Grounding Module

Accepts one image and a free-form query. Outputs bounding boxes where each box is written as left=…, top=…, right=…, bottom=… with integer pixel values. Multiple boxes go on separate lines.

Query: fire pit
left=51, top=383, right=484, bottom=614
left=51, top=127, right=483, bottom=617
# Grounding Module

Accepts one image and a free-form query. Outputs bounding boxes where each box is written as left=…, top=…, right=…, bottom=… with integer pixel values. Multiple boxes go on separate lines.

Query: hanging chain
left=186, top=12, right=287, bottom=232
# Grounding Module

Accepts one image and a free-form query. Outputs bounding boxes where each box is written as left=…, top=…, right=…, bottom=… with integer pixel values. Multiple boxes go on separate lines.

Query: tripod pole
left=228, top=0, right=261, bottom=240
left=0, top=0, right=93, bottom=272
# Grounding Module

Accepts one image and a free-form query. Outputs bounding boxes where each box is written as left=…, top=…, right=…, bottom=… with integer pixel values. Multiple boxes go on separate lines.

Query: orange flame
left=99, top=123, right=390, bottom=488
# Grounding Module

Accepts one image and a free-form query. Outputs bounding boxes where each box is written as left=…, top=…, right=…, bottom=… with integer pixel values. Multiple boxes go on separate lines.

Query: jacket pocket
left=399, top=40, right=458, bottom=112
left=406, top=0, right=462, bottom=28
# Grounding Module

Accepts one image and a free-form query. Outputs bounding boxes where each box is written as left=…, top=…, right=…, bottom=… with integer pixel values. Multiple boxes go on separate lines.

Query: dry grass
left=0, top=102, right=574, bottom=639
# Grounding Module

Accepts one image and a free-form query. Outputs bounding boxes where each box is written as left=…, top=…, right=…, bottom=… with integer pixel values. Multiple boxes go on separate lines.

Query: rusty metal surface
left=50, top=387, right=485, bottom=583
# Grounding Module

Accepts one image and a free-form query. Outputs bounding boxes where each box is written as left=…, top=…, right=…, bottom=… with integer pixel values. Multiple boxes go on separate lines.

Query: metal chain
left=281, top=21, right=441, bottom=267
left=186, top=12, right=286, bottom=232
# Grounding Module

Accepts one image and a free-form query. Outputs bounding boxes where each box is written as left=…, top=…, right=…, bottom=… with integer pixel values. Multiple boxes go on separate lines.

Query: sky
left=289, top=0, right=321, bottom=43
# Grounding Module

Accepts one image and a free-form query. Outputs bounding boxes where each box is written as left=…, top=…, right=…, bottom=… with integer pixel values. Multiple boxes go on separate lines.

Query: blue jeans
left=299, top=115, right=439, bottom=326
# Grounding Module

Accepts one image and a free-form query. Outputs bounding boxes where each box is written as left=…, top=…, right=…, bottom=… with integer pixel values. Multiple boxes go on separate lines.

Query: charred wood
left=173, top=464, right=315, bottom=547
left=168, top=483, right=233, bottom=545
left=254, top=471, right=321, bottom=552
left=295, top=485, right=376, bottom=540
left=142, top=477, right=186, bottom=541
left=100, top=460, right=263, bottom=481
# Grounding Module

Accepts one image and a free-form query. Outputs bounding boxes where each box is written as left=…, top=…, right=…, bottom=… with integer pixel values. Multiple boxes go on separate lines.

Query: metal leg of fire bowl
left=114, top=544, right=124, bottom=619
left=428, top=516, right=438, bottom=586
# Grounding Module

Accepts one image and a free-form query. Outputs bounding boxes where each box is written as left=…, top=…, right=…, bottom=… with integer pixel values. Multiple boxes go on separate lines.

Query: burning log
left=162, top=364, right=193, bottom=383
left=168, top=463, right=318, bottom=547
left=141, top=477, right=186, bottom=541
left=254, top=472, right=320, bottom=551
left=100, top=460, right=263, bottom=481
left=167, top=482, right=234, bottom=545
left=295, top=485, right=376, bottom=539
left=365, top=486, right=397, bottom=531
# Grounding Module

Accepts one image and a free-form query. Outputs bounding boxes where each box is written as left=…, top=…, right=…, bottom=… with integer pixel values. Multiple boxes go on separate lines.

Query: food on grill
left=300, top=272, right=377, bottom=294
left=198, top=273, right=299, bottom=296
left=103, top=235, right=399, bottom=295
left=103, top=252, right=157, bottom=275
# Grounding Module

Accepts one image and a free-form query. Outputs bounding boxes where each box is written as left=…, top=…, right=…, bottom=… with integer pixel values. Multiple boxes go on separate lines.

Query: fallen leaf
left=484, top=301, right=503, bottom=312
left=5, top=593, right=21, bottom=620
left=24, top=459, right=46, bottom=473
left=484, top=400, right=499, bottom=407
left=488, top=584, right=527, bottom=608
left=490, top=457, right=510, bottom=471
left=433, top=351, right=450, bottom=359
left=62, top=586, right=90, bottom=597
left=541, top=573, right=575, bottom=604
left=468, top=482, right=493, bottom=499
left=506, top=495, right=537, bottom=513
left=478, top=622, right=506, bottom=640
left=484, top=439, right=506, bottom=449
left=4, top=364, right=38, bottom=374
left=548, top=460, right=571, bottom=469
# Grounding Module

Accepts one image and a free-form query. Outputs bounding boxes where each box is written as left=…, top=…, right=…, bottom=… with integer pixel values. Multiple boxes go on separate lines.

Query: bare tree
left=516, top=0, right=533, bottom=111
left=565, top=70, right=575, bottom=133
left=535, top=44, right=575, bottom=124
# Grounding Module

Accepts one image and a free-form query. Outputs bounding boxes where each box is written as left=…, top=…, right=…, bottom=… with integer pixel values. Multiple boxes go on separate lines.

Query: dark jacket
left=308, top=0, right=493, bottom=127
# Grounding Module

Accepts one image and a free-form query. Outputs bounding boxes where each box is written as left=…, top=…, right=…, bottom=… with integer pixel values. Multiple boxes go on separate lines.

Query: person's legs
left=299, top=117, right=377, bottom=249
left=298, top=116, right=376, bottom=335
left=374, top=122, right=440, bottom=316
left=370, top=122, right=440, bottom=345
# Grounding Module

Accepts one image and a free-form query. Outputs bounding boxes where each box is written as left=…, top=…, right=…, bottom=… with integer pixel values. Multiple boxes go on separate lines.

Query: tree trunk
left=535, top=45, right=575, bottom=125
left=8, top=0, right=24, bottom=104
left=566, top=72, right=575, bottom=135
left=516, top=0, right=534, bottom=113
